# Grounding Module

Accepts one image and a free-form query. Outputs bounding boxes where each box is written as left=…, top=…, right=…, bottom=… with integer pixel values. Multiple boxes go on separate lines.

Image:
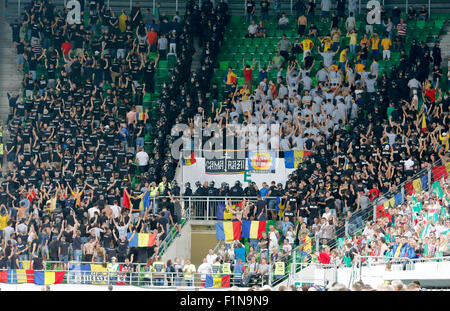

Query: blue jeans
left=350, top=44, right=356, bottom=53
left=136, top=137, right=144, bottom=147
left=154, top=277, right=164, bottom=286
left=261, top=11, right=268, bottom=20
left=246, top=13, right=254, bottom=23
left=19, top=254, right=28, bottom=261
left=74, top=249, right=82, bottom=262
left=175, top=276, right=183, bottom=286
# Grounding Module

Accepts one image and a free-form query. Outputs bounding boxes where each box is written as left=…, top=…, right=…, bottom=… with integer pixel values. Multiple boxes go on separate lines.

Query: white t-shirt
left=116, top=225, right=129, bottom=239
left=206, top=253, right=218, bottom=265
left=197, top=263, right=212, bottom=279
left=110, top=204, right=121, bottom=218
left=136, top=151, right=149, bottom=166
left=248, top=24, right=258, bottom=34
left=88, top=207, right=100, bottom=219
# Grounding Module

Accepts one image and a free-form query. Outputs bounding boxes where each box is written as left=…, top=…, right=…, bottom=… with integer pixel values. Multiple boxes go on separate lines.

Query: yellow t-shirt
left=240, top=88, right=251, bottom=100
left=0, top=215, right=9, bottom=230
left=356, top=63, right=365, bottom=73
left=371, top=37, right=380, bottom=50
left=339, top=50, right=347, bottom=63
left=439, top=134, right=449, bottom=150
left=119, top=13, right=127, bottom=33
left=301, top=39, right=313, bottom=51
left=347, top=33, right=357, bottom=45
left=360, top=38, right=369, bottom=47
left=381, top=38, right=392, bottom=50
left=321, top=37, right=332, bottom=52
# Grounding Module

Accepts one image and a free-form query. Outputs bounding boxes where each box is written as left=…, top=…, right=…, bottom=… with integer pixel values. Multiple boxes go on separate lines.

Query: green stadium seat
left=416, top=20, right=425, bottom=29
left=158, top=60, right=168, bottom=69
left=219, top=61, right=229, bottom=70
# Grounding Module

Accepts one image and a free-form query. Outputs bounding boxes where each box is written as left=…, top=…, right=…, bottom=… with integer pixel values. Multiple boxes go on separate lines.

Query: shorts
left=173, top=215, right=181, bottom=224
left=17, top=54, right=24, bottom=64
left=60, top=255, right=69, bottom=263
left=267, top=200, right=277, bottom=211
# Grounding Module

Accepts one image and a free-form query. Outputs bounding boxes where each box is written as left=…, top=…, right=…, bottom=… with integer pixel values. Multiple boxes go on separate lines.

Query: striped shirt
left=396, top=23, right=407, bottom=36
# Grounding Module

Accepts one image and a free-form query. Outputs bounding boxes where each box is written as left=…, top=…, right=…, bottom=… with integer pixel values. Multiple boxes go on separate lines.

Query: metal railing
left=285, top=255, right=450, bottom=289
left=348, top=255, right=450, bottom=287
left=3, top=263, right=269, bottom=288
left=326, top=158, right=447, bottom=251
left=287, top=261, right=339, bottom=289
left=157, top=205, right=191, bottom=257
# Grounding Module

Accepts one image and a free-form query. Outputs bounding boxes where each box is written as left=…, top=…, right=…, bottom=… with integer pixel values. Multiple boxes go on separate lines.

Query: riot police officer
left=194, top=181, right=207, bottom=196
left=183, top=182, right=193, bottom=196
left=244, top=181, right=258, bottom=197
left=230, top=180, right=244, bottom=197
left=206, top=181, right=219, bottom=196
left=194, top=181, right=207, bottom=217
left=207, top=181, right=220, bottom=217
left=171, top=180, right=181, bottom=197
left=219, top=182, right=230, bottom=196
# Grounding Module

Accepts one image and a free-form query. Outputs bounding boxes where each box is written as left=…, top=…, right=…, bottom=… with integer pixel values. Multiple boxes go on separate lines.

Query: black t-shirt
left=255, top=200, right=266, bottom=215
left=117, top=239, right=128, bottom=255
left=59, top=241, right=70, bottom=256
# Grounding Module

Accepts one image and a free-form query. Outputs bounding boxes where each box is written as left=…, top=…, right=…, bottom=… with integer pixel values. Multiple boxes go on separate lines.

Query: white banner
left=182, top=158, right=296, bottom=189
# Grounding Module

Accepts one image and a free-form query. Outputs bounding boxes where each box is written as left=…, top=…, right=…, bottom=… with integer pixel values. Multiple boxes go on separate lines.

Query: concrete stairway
left=439, top=24, right=450, bottom=61
left=0, top=2, right=21, bottom=124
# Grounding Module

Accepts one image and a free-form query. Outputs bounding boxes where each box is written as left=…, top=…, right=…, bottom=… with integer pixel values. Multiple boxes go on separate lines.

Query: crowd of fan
left=0, top=0, right=229, bottom=268
left=202, top=1, right=449, bottom=240
left=1, top=0, right=450, bottom=278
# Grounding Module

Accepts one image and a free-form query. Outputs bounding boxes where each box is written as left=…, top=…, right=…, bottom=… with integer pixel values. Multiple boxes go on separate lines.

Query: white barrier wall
left=182, top=158, right=296, bottom=189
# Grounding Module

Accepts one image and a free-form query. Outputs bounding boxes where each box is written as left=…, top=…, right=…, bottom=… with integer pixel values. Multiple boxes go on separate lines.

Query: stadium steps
left=0, top=0, right=21, bottom=123
left=439, top=23, right=450, bottom=61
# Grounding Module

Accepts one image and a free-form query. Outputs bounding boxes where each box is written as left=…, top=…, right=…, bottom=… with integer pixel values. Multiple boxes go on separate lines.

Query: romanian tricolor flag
left=122, top=189, right=131, bottom=210
left=217, top=202, right=234, bottom=220
left=224, top=71, right=237, bottom=85
left=404, top=181, right=414, bottom=195
left=421, top=114, right=427, bottom=133
left=276, top=197, right=287, bottom=217
left=34, top=271, right=65, bottom=285
left=284, top=150, right=313, bottom=169
left=19, top=260, right=32, bottom=270
left=0, top=269, right=35, bottom=283
left=432, top=165, right=448, bottom=181
left=136, top=112, right=148, bottom=121
left=241, top=220, right=266, bottom=239
left=412, top=178, right=422, bottom=194
left=127, top=232, right=157, bottom=247
left=205, top=274, right=230, bottom=288
left=182, top=151, right=196, bottom=166
left=216, top=221, right=242, bottom=242
left=383, top=197, right=395, bottom=209
left=46, top=196, right=57, bottom=214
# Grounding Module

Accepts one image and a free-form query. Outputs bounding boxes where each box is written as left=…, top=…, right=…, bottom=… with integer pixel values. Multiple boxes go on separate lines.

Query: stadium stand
left=0, top=0, right=450, bottom=290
